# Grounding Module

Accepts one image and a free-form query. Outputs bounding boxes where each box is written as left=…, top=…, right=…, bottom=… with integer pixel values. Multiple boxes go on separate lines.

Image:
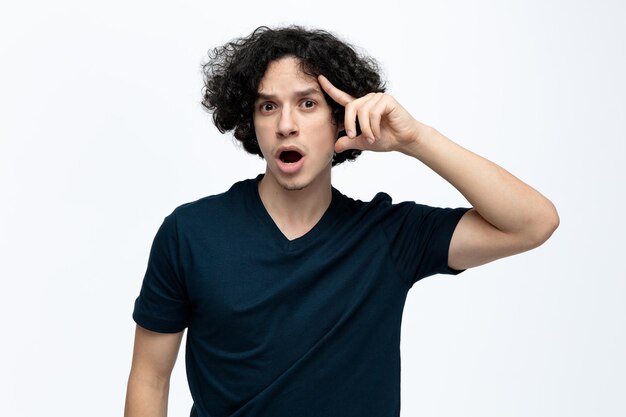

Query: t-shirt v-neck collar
left=247, top=174, right=341, bottom=251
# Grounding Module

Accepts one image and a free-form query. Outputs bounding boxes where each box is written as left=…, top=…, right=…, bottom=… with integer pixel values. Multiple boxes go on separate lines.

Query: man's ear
left=336, top=120, right=345, bottom=135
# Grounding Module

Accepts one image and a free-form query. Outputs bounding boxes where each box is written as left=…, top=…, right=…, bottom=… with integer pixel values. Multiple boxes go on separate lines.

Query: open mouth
left=279, top=150, right=303, bottom=164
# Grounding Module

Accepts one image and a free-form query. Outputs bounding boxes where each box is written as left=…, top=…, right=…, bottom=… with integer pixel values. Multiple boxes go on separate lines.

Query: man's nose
left=277, top=108, right=298, bottom=137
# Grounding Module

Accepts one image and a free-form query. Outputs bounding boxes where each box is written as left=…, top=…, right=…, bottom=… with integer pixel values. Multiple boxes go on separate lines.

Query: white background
left=1, top=0, right=624, bottom=416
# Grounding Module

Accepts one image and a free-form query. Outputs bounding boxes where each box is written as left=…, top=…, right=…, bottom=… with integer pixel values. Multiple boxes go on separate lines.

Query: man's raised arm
left=318, top=74, right=559, bottom=269
left=398, top=126, right=559, bottom=270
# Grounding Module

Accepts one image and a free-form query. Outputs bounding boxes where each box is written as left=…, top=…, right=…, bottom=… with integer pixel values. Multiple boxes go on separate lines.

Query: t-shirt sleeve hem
left=445, top=265, right=466, bottom=275
left=440, top=207, right=472, bottom=276
left=132, top=310, right=188, bottom=334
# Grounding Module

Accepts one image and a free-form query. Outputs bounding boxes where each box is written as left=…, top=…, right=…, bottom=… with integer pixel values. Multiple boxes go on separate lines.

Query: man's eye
left=261, top=103, right=274, bottom=112
left=302, top=100, right=315, bottom=108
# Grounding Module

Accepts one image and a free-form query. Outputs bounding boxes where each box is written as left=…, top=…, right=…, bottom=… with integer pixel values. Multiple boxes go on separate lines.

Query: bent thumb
left=335, top=136, right=367, bottom=154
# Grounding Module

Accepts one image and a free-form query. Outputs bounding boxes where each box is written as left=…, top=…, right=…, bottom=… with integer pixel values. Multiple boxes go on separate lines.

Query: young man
left=125, top=26, right=559, bottom=417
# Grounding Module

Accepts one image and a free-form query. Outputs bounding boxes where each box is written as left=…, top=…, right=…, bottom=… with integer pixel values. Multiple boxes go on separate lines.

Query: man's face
left=253, top=57, right=340, bottom=191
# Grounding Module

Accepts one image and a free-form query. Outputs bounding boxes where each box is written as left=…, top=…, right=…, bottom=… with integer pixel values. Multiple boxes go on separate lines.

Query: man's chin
left=273, top=174, right=311, bottom=191
left=279, top=181, right=308, bottom=192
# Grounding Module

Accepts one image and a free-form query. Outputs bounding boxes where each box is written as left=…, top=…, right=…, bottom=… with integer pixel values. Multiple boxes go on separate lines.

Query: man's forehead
left=256, top=57, right=322, bottom=97
left=257, top=87, right=323, bottom=100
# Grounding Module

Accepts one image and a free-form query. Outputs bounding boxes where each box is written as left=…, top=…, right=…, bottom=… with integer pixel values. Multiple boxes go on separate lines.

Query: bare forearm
left=124, top=372, right=170, bottom=417
left=400, top=124, right=559, bottom=242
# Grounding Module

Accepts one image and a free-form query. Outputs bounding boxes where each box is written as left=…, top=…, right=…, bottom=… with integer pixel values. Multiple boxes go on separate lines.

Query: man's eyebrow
left=256, top=88, right=323, bottom=101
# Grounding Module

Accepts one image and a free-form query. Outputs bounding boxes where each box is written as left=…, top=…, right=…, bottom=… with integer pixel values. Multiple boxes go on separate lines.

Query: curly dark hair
left=201, top=25, right=386, bottom=166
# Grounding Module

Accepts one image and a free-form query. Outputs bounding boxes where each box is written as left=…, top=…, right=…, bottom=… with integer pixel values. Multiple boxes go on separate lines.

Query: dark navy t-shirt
left=133, top=175, right=469, bottom=417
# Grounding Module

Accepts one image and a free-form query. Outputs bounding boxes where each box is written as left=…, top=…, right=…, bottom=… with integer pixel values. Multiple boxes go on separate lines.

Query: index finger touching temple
left=318, top=74, right=355, bottom=106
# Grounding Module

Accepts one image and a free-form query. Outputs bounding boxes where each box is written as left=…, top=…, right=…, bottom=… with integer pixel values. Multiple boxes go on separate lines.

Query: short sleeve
left=132, top=213, right=190, bottom=333
left=381, top=201, right=470, bottom=287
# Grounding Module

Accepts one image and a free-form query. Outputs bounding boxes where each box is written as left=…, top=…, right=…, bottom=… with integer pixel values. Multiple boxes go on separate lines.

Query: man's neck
left=257, top=169, right=332, bottom=240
